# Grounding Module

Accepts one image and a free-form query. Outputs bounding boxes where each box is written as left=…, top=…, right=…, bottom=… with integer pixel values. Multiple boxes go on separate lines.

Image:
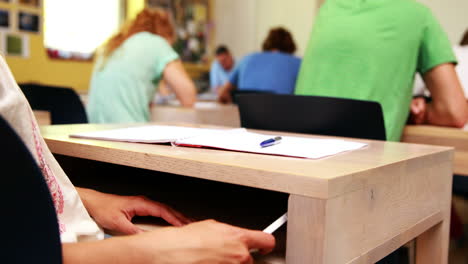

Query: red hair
left=102, top=8, right=175, bottom=59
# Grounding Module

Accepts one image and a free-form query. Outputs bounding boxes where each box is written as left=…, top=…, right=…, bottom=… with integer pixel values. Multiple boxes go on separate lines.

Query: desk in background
left=183, top=62, right=210, bottom=80
left=33, top=110, right=51, bottom=126
left=151, top=102, right=240, bottom=127
left=402, top=125, right=468, bottom=176
left=42, top=123, right=453, bottom=264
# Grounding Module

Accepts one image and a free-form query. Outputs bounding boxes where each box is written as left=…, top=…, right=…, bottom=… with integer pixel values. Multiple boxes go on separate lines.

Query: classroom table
left=151, top=102, right=240, bottom=127
left=33, top=110, right=51, bottom=126
left=41, top=123, right=453, bottom=264
left=402, top=125, right=468, bottom=176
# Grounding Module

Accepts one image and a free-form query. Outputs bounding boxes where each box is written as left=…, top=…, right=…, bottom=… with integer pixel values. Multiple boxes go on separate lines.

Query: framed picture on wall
left=18, top=11, right=39, bottom=33
left=0, top=9, right=9, bottom=28
left=2, top=33, right=29, bottom=58
left=146, top=0, right=210, bottom=63
left=18, top=0, right=40, bottom=8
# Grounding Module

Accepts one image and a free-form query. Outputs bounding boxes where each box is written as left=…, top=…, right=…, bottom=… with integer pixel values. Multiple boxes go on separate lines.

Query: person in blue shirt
left=217, top=27, right=301, bottom=104
left=209, top=45, right=236, bottom=93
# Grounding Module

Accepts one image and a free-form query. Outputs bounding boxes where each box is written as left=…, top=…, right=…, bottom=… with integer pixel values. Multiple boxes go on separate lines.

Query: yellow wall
left=0, top=1, right=144, bottom=92
left=127, top=0, right=145, bottom=21
left=0, top=2, right=94, bottom=92
left=1, top=0, right=209, bottom=92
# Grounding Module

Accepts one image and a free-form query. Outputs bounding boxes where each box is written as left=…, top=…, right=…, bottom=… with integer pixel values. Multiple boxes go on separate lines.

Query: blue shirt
left=209, top=60, right=234, bottom=92
left=229, top=52, right=301, bottom=94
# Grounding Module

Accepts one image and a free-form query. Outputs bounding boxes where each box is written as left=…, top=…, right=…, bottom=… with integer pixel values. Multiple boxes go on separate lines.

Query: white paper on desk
left=175, top=129, right=368, bottom=159
left=70, top=125, right=223, bottom=143
left=167, top=100, right=219, bottom=109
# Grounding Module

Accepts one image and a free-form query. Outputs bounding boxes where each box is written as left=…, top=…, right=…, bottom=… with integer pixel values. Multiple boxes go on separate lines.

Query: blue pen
left=260, top=136, right=282, bottom=148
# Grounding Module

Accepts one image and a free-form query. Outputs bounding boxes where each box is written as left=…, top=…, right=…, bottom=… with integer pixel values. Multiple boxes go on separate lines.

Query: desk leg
left=414, top=158, right=452, bottom=264
left=415, top=216, right=449, bottom=264
left=286, top=194, right=327, bottom=264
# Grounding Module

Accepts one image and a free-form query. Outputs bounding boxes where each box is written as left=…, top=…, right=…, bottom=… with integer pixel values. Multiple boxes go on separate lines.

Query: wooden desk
left=33, top=110, right=51, bottom=126
left=402, top=125, right=468, bottom=176
left=42, top=124, right=453, bottom=264
left=151, top=103, right=240, bottom=127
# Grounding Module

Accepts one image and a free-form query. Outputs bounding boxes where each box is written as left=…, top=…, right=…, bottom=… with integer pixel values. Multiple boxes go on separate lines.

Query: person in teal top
left=88, top=9, right=196, bottom=124
left=295, top=0, right=468, bottom=141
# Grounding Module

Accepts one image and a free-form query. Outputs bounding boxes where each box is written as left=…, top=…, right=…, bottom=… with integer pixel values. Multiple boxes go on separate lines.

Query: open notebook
left=70, top=125, right=368, bottom=159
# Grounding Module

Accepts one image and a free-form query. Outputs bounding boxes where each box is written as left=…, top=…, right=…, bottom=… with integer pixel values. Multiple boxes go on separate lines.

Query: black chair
left=231, top=89, right=274, bottom=104
left=236, top=94, right=386, bottom=140
left=0, top=115, right=62, bottom=263
left=19, top=83, right=88, bottom=124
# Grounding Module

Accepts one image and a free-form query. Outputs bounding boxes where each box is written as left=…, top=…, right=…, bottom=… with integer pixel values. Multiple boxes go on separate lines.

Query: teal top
left=295, top=0, right=455, bottom=141
left=87, top=32, right=179, bottom=123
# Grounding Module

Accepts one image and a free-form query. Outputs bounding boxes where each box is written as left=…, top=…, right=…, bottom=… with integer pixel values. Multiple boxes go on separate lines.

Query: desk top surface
left=42, top=123, right=452, bottom=199
left=403, top=125, right=468, bottom=153
left=404, top=124, right=468, bottom=138
left=403, top=125, right=468, bottom=176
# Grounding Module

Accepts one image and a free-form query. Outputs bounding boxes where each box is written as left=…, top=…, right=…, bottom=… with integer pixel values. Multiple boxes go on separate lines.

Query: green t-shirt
left=295, top=0, right=455, bottom=141
left=87, top=32, right=179, bottom=123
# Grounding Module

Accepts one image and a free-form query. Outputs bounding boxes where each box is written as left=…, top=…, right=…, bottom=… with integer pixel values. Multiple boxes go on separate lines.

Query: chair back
left=20, top=83, right=88, bottom=124
left=231, top=89, right=274, bottom=104
left=236, top=94, right=386, bottom=140
left=0, top=115, right=62, bottom=263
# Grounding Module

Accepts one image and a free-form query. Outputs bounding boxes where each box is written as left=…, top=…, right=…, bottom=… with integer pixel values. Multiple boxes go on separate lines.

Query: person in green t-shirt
left=88, top=9, right=196, bottom=124
left=295, top=0, right=468, bottom=141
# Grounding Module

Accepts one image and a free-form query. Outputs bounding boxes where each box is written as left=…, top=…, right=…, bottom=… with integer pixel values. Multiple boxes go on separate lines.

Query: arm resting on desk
left=62, top=220, right=275, bottom=264
left=218, top=82, right=236, bottom=104
left=420, top=63, right=468, bottom=127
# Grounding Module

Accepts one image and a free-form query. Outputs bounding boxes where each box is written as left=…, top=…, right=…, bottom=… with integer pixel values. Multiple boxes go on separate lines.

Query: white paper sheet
left=71, top=126, right=367, bottom=159
left=175, top=129, right=368, bottom=159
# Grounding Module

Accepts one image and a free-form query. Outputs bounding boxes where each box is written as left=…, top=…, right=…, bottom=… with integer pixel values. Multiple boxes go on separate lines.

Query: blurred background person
left=218, top=27, right=301, bottom=104
left=87, top=8, right=196, bottom=124
left=412, top=29, right=468, bottom=101
left=210, top=45, right=236, bottom=93
left=295, top=0, right=468, bottom=142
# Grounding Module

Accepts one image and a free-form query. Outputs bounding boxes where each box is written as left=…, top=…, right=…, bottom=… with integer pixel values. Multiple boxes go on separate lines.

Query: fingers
left=156, top=202, right=191, bottom=224
left=410, top=103, right=420, bottom=114
left=158, top=206, right=186, bottom=226
left=114, top=215, right=143, bottom=235
left=198, top=220, right=276, bottom=254
left=243, top=254, right=254, bottom=264
left=242, top=230, right=276, bottom=255
left=168, top=207, right=193, bottom=224
left=132, top=197, right=191, bottom=226
left=410, top=98, right=427, bottom=124
left=411, top=98, right=424, bottom=113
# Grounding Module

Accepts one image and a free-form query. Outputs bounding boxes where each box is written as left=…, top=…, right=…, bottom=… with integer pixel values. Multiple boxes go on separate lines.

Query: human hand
left=217, top=88, right=232, bottom=104
left=217, top=82, right=234, bottom=104
left=409, top=97, right=427, bottom=124
left=128, top=219, right=275, bottom=264
left=77, top=188, right=191, bottom=235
